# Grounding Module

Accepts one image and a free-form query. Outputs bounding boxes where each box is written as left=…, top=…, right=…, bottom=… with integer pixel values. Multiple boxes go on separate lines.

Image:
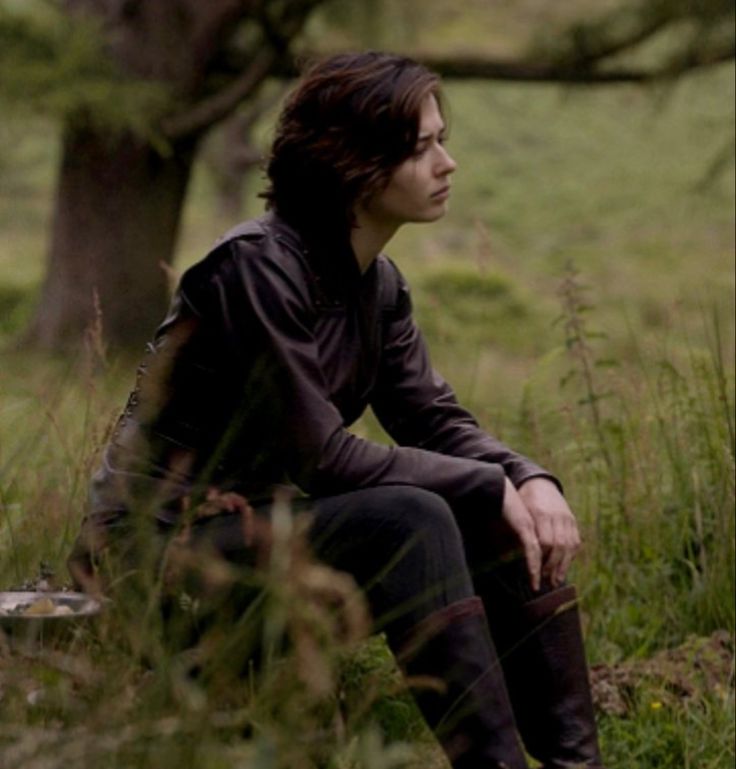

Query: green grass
left=0, top=50, right=734, bottom=769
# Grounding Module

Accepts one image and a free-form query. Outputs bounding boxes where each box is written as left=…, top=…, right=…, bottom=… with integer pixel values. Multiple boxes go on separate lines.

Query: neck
left=350, top=209, right=400, bottom=273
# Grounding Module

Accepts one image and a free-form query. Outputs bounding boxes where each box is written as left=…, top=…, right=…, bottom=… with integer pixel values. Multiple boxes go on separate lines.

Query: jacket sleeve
left=192, top=238, right=508, bottom=516
left=370, top=260, right=561, bottom=492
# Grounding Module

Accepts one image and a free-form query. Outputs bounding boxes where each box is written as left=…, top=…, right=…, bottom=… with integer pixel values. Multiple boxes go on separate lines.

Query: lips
left=431, top=186, right=451, bottom=199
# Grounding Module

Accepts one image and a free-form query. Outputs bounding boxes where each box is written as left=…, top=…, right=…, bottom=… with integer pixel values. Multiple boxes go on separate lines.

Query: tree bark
left=21, top=0, right=326, bottom=351
left=27, top=127, right=196, bottom=350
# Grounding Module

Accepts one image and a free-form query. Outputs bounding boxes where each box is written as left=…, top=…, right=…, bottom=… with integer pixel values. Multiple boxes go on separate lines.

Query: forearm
left=287, top=419, right=508, bottom=517
left=375, top=384, right=559, bottom=491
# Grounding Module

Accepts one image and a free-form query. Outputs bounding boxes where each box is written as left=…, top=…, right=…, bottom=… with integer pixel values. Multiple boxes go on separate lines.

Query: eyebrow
left=417, top=127, right=446, bottom=142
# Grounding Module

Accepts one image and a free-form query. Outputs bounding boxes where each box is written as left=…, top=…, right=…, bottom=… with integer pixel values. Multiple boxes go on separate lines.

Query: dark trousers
left=161, top=484, right=542, bottom=648
left=69, top=484, right=547, bottom=655
left=71, top=485, right=600, bottom=768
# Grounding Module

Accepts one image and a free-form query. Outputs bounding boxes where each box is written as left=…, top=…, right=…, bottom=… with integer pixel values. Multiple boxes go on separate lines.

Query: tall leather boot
left=393, top=596, right=529, bottom=769
left=484, top=583, right=604, bottom=769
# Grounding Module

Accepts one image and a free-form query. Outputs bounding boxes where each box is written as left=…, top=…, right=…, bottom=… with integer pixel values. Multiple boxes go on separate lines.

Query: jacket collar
left=263, top=210, right=364, bottom=290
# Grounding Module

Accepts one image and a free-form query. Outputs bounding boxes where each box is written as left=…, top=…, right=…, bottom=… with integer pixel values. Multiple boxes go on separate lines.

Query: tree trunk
left=17, top=0, right=329, bottom=351
left=27, top=126, right=197, bottom=351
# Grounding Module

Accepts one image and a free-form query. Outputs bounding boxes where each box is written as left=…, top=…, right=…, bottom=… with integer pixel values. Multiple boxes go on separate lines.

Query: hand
left=196, top=487, right=257, bottom=546
left=518, top=477, right=581, bottom=587
left=501, top=477, right=542, bottom=591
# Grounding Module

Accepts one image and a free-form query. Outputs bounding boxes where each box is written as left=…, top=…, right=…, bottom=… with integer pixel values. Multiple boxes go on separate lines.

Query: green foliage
left=337, top=636, right=427, bottom=745
left=0, top=284, right=34, bottom=335
left=0, top=1, right=170, bottom=138
left=532, top=0, right=736, bottom=73
left=413, top=266, right=538, bottom=353
left=599, top=689, right=735, bottom=769
left=588, top=627, right=735, bottom=766
left=520, top=286, right=735, bottom=658
left=1, top=340, right=733, bottom=765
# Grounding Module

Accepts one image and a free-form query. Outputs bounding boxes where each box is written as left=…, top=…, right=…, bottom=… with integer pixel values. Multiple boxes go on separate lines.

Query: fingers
left=541, top=515, right=565, bottom=585
left=502, top=479, right=542, bottom=591
left=521, top=525, right=543, bottom=592
left=510, top=513, right=542, bottom=591
left=222, top=493, right=255, bottom=547
left=536, top=512, right=581, bottom=587
left=558, top=516, right=581, bottom=584
left=518, top=479, right=582, bottom=588
left=204, top=487, right=256, bottom=546
left=556, top=545, right=576, bottom=587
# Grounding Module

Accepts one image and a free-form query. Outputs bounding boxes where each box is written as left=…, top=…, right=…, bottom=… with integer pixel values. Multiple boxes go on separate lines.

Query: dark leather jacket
left=89, top=212, right=557, bottom=522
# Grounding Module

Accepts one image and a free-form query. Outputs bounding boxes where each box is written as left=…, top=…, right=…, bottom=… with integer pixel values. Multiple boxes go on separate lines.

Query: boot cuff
left=522, top=584, right=578, bottom=623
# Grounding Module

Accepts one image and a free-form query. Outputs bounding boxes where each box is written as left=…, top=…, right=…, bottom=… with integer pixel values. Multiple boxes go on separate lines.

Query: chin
left=419, top=206, right=448, bottom=223
left=407, top=204, right=447, bottom=223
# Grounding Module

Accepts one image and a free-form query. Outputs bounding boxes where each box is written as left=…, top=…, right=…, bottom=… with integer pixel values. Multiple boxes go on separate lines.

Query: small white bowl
left=0, top=591, right=103, bottom=650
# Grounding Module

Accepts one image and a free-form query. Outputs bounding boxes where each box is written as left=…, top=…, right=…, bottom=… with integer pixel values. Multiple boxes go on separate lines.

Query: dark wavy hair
left=262, top=51, right=442, bottom=246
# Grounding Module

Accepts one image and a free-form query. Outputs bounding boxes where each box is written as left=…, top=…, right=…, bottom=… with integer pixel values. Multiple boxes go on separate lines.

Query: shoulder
left=181, top=214, right=313, bottom=306
left=214, top=216, right=270, bottom=247
left=210, top=213, right=310, bottom=276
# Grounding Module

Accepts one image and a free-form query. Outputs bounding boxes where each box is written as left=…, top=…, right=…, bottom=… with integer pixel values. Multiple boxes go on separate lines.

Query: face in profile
left=358, top=94, right=457, bottom=230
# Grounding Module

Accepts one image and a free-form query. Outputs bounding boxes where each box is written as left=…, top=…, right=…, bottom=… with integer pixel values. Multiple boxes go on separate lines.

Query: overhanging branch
left=262, top=38, right=733, bottom=85
left=414, top=43, right=735, bottom=84
left=161, top=10, right=734, bottom=140
left=161, top=45, right=277, bottom=139
left=161, top=0, right=327, bottom=140
left=413, top=55, right=649, bottom=84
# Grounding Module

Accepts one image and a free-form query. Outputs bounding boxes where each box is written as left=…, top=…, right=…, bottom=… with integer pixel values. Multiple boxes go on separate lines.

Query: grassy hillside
left=0, top=52, right=733, bottom=769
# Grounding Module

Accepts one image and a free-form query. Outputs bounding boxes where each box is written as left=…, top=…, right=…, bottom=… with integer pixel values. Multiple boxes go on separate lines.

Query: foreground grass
left=0, top=627, right=732, bottom=768
left=0, top=288, right=733, bottom=767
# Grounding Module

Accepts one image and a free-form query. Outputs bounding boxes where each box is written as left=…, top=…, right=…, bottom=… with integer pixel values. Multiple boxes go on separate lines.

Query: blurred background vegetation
left=0, top=1, right=734, bottom=768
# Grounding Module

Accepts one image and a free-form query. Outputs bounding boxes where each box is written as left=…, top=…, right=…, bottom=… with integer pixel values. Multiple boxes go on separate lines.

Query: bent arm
left=370, top=261, right=560, bottom=491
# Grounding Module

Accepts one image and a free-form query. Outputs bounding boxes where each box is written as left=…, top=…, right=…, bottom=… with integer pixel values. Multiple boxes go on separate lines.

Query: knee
left=311, top=485, right=466, bottom=568
left=372, top=485, right=456, bottom=530
left=383, top=485, right=452, bottom=519
left=380, top=486, right=465, bottom=559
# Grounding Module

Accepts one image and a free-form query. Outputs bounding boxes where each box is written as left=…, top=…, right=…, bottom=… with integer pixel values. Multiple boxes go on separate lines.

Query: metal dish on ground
left=0, top=591, right=103, bottom=649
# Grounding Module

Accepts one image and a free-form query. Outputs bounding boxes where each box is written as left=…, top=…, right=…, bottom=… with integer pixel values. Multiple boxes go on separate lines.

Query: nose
left=435, top=144, right=457, bottom=176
